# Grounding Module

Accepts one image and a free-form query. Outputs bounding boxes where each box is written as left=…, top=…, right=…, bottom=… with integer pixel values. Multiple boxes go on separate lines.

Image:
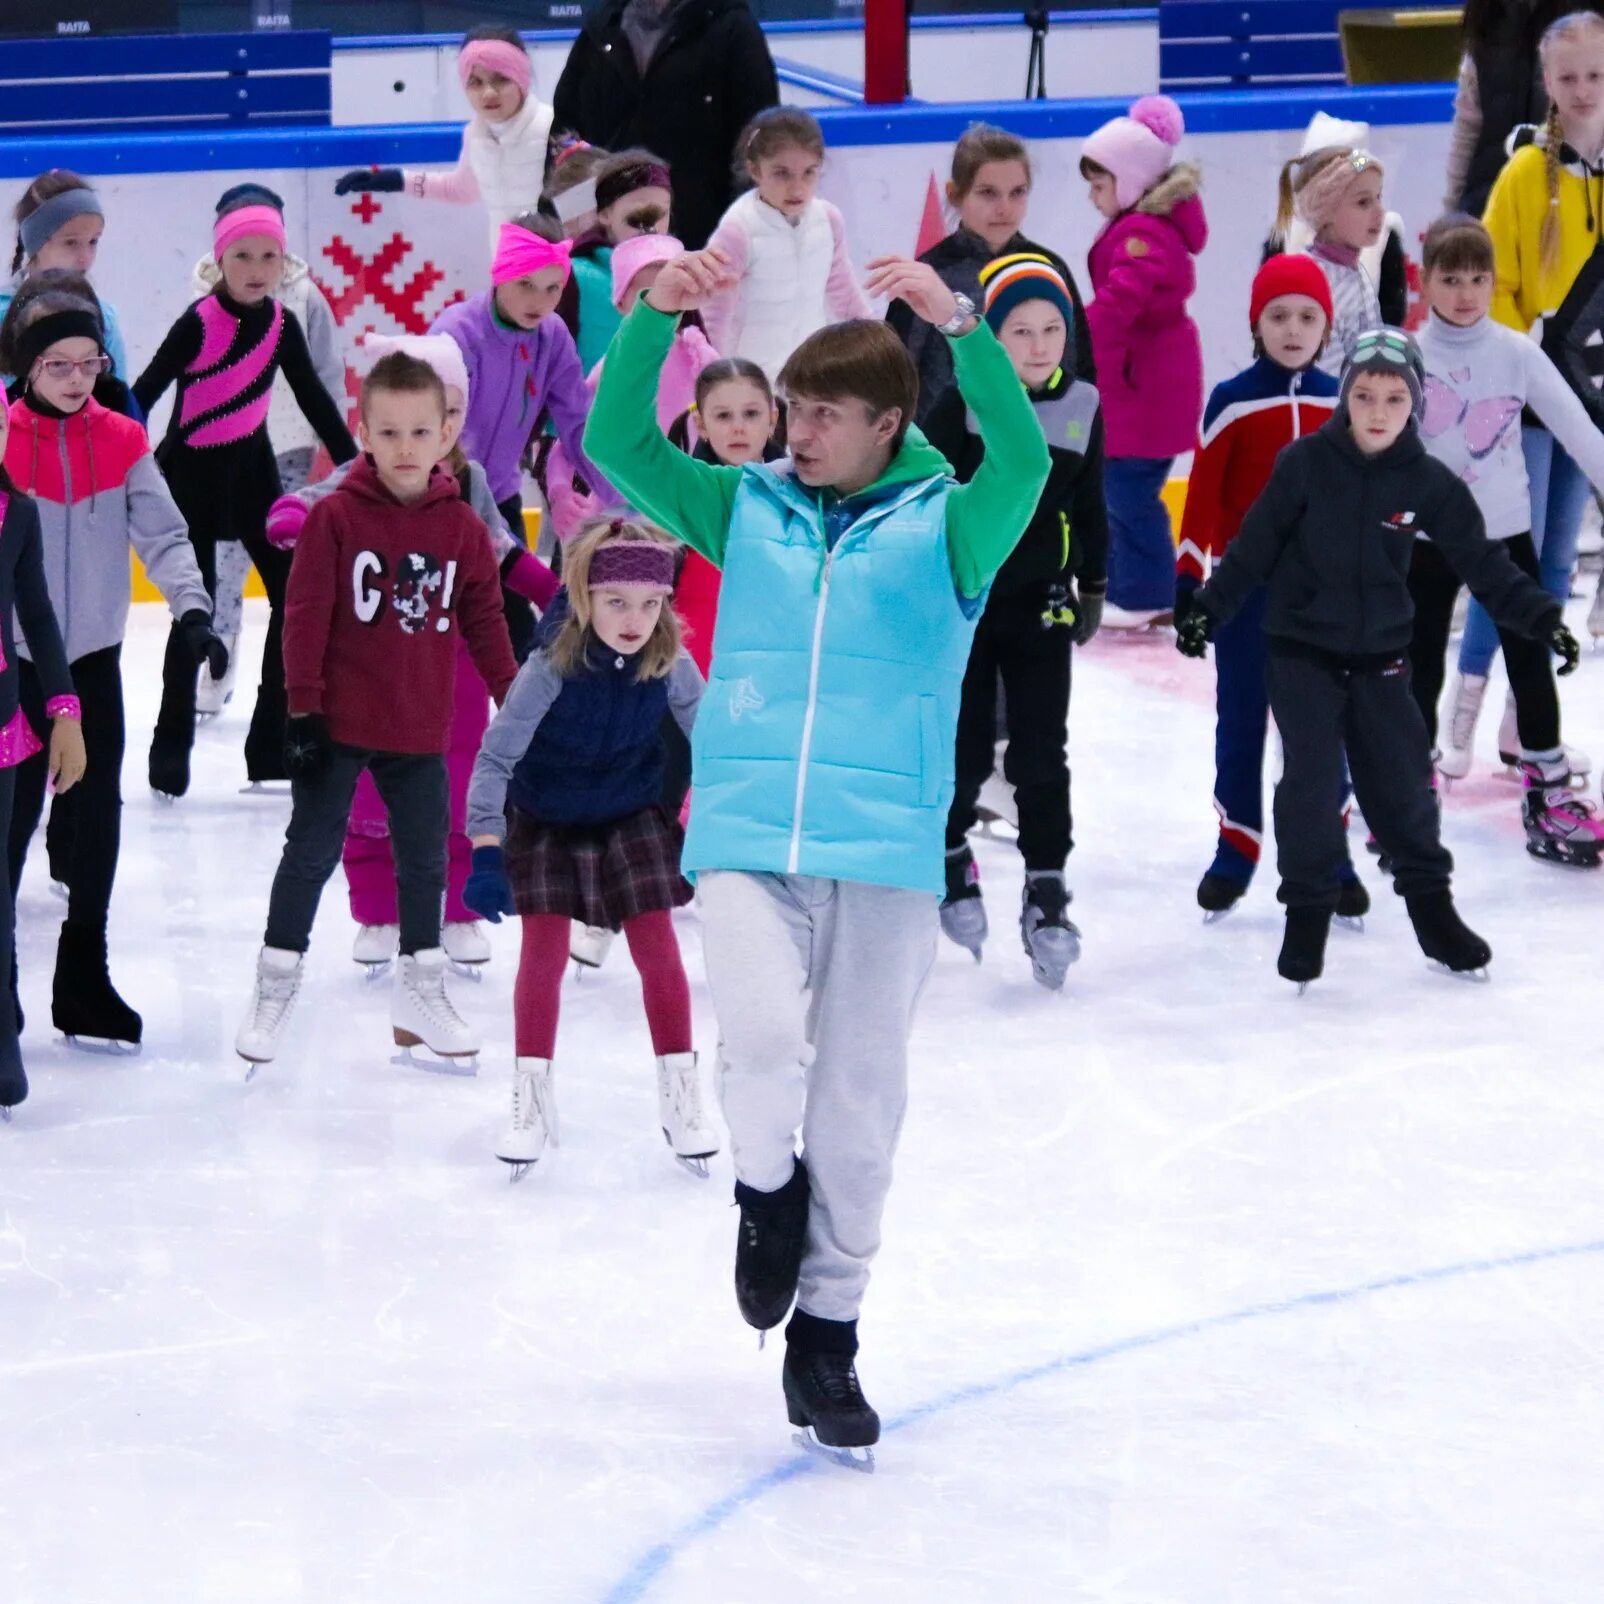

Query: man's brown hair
left=778, top=321, right=919, bottom=450
left=1421, top=212, right=1495, bottom=278
left=361, top=350, right=446, bottom=418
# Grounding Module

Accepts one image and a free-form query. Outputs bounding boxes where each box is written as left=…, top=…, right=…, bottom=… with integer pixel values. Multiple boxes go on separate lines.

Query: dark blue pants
left=1104, top=456, right=1176, bottom=611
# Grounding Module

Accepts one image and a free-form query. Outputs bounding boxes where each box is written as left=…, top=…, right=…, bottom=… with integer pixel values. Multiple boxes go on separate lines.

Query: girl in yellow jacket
left=1459, top=7, right=1604, bottom=775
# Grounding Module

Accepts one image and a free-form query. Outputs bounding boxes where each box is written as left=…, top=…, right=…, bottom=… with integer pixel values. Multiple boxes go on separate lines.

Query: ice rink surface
left=4, top=600, right=1603, bottom=1603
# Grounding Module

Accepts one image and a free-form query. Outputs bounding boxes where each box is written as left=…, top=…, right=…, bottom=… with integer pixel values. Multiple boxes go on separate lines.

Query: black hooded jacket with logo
left=1193, top=414, right=1561, bottom=660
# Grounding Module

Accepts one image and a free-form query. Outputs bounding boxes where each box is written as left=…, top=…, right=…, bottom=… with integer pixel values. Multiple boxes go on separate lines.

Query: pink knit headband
left=214, top=203, right=285, bottom=259
left=492, top=224, right=573, bottom=287
left=1294, top=148, right=1382, bottom=232
left=589, top=540, right=676, bottom=592
left=458, top=39, right=533, bottom=97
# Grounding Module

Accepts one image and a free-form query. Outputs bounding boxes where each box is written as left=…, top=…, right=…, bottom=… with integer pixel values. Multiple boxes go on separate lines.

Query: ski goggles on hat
left=1350, top=328, right=1412, bottom=365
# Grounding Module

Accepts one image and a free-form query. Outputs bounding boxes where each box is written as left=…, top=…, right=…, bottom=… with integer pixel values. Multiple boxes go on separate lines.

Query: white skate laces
left=498, top=1057, right=557, bottom=1180
left=657, top=1052, right=718, bottom=1177
left=392, top=950, right=479, bottom=1068
left=236, top=947, right=303, bottom=1072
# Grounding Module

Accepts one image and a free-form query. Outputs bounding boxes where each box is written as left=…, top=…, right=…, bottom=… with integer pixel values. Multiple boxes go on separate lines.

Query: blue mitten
left=464, top=844, right=516, bottom=924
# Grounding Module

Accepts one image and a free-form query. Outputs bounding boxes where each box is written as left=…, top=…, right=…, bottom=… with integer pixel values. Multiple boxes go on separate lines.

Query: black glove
left=1551, top=621, right=1581, bottom=677
left=1175, top=604, right=1215, bottom=659
left=334, top=167, right=403, bottom=196
left=1072, top=582, right=1105, bottom=646
left=1175, top=576, right=1200, bottom=627
left=178, top=609, right=229, bottom=680
left=283, top=714, right=332, bottom=781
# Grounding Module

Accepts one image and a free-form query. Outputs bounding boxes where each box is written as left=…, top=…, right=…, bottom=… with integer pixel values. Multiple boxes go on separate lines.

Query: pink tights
left=514, top=910, right=692, bottom=1060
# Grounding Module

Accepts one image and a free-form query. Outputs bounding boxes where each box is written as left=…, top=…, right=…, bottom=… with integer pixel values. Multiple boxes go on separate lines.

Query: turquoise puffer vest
left=683, top=462, right=982, bottom=896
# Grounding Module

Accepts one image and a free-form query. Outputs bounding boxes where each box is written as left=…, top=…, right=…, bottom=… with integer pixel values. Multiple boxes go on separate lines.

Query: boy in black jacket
left=925, top=253, right=1107, bottom=989
left=1178, top=329, right=1580, bottom=986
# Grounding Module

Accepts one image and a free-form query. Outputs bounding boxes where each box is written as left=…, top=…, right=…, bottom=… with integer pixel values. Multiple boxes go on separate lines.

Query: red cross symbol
left=351, top=193, right=383, bottom=225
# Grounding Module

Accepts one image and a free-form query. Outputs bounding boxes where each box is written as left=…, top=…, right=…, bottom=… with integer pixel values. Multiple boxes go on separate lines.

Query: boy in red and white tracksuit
left=1175, top=255, right=1366, bottom=917
left=235, top=353, right=518, bottom=1070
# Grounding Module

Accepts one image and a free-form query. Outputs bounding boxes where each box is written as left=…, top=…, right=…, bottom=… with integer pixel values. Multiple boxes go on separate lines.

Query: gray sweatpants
left=698, top=870, right=938, bottom=1324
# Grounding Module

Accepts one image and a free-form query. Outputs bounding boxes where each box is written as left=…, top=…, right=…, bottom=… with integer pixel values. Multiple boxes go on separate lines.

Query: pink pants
left=343, top=642, right=489, bottom=926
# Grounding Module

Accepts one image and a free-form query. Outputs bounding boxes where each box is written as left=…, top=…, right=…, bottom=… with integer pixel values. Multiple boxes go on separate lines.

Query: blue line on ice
left=601, top=1235, right=1604, bottom=1602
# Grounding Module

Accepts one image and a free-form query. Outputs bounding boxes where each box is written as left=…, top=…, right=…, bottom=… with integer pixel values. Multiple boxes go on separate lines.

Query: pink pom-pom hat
left=1079, top=94, right=1186, bottom=212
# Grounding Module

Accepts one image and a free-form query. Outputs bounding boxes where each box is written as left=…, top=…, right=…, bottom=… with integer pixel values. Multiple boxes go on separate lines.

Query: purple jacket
left=430, top=292, right=599, bottom=505
left=1085, top=164, right=1208, bottom=460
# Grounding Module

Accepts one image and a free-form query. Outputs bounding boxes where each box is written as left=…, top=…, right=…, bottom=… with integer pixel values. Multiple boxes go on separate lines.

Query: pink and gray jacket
left=1084, top=163, right=1208, bottom=460
left=5, top=397, right=211, bottom=663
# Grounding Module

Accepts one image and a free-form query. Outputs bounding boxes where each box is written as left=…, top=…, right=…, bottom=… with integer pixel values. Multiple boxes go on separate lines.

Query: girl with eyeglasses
left=1275, top=146, right=1391, bottom=376
left=2, top=291, right=215, bottom=1053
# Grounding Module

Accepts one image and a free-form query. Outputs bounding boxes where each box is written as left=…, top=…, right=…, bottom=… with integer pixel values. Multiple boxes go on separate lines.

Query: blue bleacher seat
left=1159, top=0, right=1394, bottom=91
left=0, top=30, right=332, bottom=137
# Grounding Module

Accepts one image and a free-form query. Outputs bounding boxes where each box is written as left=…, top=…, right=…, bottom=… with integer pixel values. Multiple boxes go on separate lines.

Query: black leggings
left=947, top=591, right=1073, bottom=872
left=1406, top=534, right=1559, bottom=753
left=153, top=529, right=293, bottom=782
left=10, top=645, right=125, bottom=931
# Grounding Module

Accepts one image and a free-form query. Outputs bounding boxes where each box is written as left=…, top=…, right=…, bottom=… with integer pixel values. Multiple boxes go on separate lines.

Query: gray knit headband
left=20, top=189, right=103, bottom=258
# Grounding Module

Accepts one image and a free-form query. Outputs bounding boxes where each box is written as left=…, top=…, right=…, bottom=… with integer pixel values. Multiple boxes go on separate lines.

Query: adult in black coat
left=553, top=0, right=779, bottom=250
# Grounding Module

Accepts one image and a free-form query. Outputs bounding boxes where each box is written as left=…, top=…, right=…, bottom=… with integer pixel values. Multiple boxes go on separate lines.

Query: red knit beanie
left=1250, top=255, right=1334, bottom=331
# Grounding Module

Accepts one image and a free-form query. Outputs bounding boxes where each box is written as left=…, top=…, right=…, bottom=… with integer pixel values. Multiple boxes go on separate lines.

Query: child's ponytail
left=1273, top=156, right=1302, bottom=245
left=1541, top=99, right=1565, bottom=273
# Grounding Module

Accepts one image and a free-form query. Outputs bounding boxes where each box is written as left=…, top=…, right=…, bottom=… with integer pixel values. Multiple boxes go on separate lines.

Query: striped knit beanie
left=980, top=253, right=1075, bottom=336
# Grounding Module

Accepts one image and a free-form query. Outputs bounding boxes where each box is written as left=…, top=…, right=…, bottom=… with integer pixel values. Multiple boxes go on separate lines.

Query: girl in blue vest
left=585, top=246, right=1050, bottom=1466
left=462, top=518, right=711, bottom=1180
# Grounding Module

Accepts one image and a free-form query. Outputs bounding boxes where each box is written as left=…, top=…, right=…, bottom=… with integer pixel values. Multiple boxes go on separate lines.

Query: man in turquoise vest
left=586, top=246, right=1049, bottom=1466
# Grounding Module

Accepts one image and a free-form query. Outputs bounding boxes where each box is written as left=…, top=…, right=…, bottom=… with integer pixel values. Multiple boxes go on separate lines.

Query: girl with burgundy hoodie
left=1079, top=95, right=1208, bottom=625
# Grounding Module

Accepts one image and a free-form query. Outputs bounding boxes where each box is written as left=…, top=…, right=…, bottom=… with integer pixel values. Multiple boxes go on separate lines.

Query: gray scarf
left=621, top=0, right=686, bottom=74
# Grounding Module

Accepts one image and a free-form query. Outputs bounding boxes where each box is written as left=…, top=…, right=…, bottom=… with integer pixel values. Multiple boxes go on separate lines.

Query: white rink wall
left=70, top=114, right=1452, bottom=449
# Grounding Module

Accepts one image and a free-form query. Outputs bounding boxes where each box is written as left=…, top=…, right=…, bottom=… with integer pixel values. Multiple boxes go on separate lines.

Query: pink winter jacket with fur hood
left=1085, top=163, right=1208, bottom=460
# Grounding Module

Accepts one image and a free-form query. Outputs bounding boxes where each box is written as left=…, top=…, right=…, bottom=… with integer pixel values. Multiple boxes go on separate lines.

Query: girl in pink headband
left=132, top=190, right=359, bottom=801
left=334, top=25, right=555, bottom=254
left=463, top=516, right=716, bottom=1180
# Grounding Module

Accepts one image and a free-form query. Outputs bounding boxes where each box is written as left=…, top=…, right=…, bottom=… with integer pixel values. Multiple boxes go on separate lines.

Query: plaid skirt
left=504, top=804, right=692, bottom=927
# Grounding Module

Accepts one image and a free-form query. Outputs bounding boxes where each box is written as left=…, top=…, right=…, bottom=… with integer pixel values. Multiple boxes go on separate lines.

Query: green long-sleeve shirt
left=584, top=300, right=1050, bottom=597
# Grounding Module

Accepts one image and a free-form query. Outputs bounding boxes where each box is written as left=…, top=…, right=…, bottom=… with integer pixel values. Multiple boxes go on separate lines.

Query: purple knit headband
left=589, top=540, right=676, bottom=592
left=595, top=161, right=671, bottom=212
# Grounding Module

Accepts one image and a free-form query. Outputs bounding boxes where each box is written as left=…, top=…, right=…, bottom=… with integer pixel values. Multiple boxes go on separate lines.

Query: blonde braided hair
left=1540, top=99, right=1565, bottom=272
left=1537, top=10, right=1604, bottom=270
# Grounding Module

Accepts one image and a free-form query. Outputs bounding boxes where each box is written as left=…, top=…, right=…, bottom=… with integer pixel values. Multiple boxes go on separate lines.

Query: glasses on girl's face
left=38, top=355, right=111, bottom=380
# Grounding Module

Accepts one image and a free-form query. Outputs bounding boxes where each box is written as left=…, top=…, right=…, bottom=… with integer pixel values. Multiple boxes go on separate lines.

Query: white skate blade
left=356, top=960, right=393, bottom=982
left=1201, top=906, right=1235, bottom=925
left=59, top=1034, right=141, bottom=1058
left=1333, top=915, right=1366, bottom=933
left=499, top=1156, right=537, bottom=1183
left=793, top=1428, right=875, bottom=1474
left=448, top=962, right=485, bottom=982
left=238, top=781, right=292, bottom=796
left=1430, top=961, right=1490, bottom=984
left=392, top=1045, right=479, bottom=1077
left=1, top=1105, right=12, bottom=1123
left=241, top=1060, right=262, bottom=1083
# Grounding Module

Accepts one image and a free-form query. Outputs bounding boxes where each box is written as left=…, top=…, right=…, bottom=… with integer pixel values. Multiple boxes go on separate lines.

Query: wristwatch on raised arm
left=937, top=293, right=978, bottom=337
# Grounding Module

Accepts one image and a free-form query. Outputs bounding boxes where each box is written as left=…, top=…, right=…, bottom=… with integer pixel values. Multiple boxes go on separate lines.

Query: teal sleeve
left=942, top=324, right=1053, bottom=597
left=584, top=301, right=744, bottom=568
